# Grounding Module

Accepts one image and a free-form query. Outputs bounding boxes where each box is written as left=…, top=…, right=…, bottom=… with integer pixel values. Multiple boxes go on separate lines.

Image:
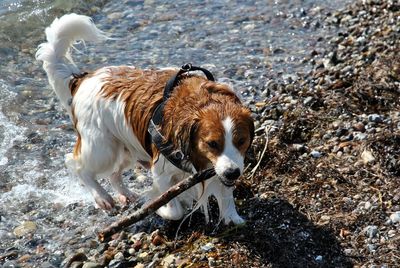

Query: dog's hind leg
left=65, top=129, right=122, bottom=210
left=66, top=153, right=115, bottom=209
left=110, top=153, right=138, bottom=205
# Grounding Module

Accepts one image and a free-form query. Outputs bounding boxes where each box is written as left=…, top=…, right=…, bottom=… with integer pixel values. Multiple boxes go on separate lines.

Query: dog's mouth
left=218, top=177, right=236, bottom=187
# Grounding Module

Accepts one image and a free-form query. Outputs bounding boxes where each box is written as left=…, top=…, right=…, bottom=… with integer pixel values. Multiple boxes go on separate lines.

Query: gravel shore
left=59, top=1, right=399, bottom=267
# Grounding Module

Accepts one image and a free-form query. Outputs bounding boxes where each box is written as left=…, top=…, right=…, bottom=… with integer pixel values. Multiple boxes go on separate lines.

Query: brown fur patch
left=100, top=66, right=176, bottom=154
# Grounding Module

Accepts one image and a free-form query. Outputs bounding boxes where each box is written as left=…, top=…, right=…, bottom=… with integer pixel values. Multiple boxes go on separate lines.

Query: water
left=0, top=0, right=351, bottom=265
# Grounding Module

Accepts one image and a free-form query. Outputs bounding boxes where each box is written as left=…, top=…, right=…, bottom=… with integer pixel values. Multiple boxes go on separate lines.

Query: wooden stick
left=98, top=168, right=216, bottom=242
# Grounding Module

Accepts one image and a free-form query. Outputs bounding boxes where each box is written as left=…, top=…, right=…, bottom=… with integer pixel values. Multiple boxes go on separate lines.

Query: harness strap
left=163, top=63, right=215, bottom=101
left=149, top=63, right=215, bottom=173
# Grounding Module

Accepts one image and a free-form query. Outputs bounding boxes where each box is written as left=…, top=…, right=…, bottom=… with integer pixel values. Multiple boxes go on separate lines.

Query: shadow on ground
left=161, top=196, right=353, bottom=268
left=226, top=197, right=353, bottom=268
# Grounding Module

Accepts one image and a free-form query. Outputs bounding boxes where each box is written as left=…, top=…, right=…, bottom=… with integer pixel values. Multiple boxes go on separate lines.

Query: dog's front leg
left=151, top=155, right=185, bottom=221
left=212, top=179, right=245, bottom=225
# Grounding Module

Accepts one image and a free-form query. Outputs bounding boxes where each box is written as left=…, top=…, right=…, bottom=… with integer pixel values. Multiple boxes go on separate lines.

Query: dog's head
left=183, top=82, right=254, bottom=186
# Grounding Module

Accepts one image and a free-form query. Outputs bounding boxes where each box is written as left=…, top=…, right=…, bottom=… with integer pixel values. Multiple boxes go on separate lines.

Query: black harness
left=148, top=63, right=215, bottom=174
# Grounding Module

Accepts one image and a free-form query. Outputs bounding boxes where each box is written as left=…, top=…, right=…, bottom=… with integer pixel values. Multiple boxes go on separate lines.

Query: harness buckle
left=181, top=63, right=192, bottom=72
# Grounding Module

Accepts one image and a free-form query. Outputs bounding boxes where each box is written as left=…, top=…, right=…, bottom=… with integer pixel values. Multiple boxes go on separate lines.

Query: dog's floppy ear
left=176, top=115, right=200, bottom=158
left=247, top=112, right=255, bottom=150
left=241, top=107, right=255, bottom=151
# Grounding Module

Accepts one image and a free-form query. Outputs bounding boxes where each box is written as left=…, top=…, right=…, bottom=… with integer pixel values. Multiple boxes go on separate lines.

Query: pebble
left=303, top=96, right=314, bottom=106
left=128, top=248, right=136, bottom=255
left=364, top=225, right=378, bottom=238
left=82, top=262, right=103, bottom=268
left=13, top=221, right=37, bottom=237
left=107, top=259, right=124, bottom=268
left=344, top=248, right=353, bottom=255
left=208, top=257, right=217, bottom=267
left=319, top=215, right=331, bottom=225
left=361, top=150, right=375, bottom=164
left=200, top=242, right=215, bottom=252
left=113, top=252, right=124, bottom=261
left=364, top=201, right=372, bottom=210
left=389, top=211, right=400, bottom=223
left=61, top=252, right=88, bottom=268
left=368, top=114, right=384, bottom=123
left=367, top=243, right=377, bottom=252
left=161, top=254, right=178, bottom=267
left=70, top=261, right=84, bottom=268
left=353, top=132, right=367, bottom=141
left=137, top=252, right=151, bottom=262
left=310, top=150, right=322, bottom=158
left=2, top=261, right=19, bottom=268
left=387, top=230, right=396, bottom=238
left=107, top=12, right=124, bottom=20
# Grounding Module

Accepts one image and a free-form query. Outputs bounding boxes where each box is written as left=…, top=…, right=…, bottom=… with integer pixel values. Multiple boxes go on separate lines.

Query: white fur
left=37, top=13, right=244, bottom=224
left=215, top=117, right=244, bottom=176
left=36, top=13, right=108, bottom=116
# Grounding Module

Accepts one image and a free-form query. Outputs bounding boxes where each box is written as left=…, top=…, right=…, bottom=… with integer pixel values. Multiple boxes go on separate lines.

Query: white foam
left=51, top=169, right=93, bottom=204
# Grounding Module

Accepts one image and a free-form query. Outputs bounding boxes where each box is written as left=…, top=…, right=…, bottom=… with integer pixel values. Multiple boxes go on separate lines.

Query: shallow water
left=0, top=0, right=351, bottom=266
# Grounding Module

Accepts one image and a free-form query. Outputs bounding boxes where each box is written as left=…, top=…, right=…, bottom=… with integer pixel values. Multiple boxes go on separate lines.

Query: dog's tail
left=36, top=13, right=107, bottom=113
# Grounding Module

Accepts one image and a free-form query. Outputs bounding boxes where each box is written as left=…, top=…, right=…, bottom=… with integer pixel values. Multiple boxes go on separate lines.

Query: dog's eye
left=237, top=138, right=246, bottom=146
left=207, top=141, right=219, bottom=150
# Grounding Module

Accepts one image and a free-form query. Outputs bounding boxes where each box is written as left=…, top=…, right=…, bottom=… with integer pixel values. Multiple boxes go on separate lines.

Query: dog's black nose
left=224, top=168, right=241, bottom=181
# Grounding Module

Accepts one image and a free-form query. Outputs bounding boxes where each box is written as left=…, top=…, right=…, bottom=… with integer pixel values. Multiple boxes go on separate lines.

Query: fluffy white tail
left=36, top=13, right=107, bottom=113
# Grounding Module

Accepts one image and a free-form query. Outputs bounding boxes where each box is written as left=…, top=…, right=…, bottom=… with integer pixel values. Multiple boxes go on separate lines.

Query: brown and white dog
left=36, top=14, right=254, bottom=224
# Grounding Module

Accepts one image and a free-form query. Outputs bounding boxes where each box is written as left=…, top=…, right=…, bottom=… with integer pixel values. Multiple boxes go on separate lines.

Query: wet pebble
left=61, top=252, right=87, bottom=268
left=13, top=221, right=37, bottom=237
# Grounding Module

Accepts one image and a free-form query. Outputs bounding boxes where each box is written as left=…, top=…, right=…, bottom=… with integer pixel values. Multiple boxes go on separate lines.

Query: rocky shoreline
left=55, top=1, right=400, bottom=267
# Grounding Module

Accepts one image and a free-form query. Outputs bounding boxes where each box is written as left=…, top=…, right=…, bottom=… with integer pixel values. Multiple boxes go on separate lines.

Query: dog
left=36, top=13, right=254, bottom=224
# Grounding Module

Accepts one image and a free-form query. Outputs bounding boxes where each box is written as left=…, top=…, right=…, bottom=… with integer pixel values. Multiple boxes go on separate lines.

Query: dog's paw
left=94, top=194, right=115, bottom=210
left=156, top=199, right=184, bottom=221
left=118, top=192, right=139, bottom=206
left=223, top=212, right=246, bottom=225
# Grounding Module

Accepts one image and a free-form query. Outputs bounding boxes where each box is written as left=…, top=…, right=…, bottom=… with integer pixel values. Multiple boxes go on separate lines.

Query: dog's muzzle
left=219, top=167, right=241, bottom=187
